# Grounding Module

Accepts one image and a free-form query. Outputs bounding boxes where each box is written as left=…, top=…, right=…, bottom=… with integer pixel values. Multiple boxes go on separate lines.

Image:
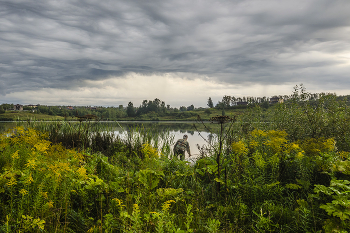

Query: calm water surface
left=0, top=121, right=216, bottom=160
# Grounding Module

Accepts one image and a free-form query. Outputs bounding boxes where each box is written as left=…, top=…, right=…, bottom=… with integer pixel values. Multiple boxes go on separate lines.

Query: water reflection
left=112, top=127, right=214, bottom=160
left=0, top=121, right=216, bottom=160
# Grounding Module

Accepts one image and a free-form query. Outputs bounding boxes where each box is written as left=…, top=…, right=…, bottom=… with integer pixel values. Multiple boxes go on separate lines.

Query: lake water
left=99, top=121, right=216, bottom=161
left=0, top=121, right=217, bottom=161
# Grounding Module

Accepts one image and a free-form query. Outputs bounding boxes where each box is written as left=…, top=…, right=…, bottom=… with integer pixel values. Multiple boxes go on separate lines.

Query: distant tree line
left=0, top=99, right=198, bottom=120
left=210, top=95, right=274, bottom=109
left=125, top=98, right=196, bottom=118
left=1, top=84, right=349, bottom=120
left=209, top=84, right=350, bottom=110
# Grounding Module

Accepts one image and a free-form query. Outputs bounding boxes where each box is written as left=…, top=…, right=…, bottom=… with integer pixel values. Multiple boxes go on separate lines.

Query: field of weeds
left=1, top=90, right=350, bottom=232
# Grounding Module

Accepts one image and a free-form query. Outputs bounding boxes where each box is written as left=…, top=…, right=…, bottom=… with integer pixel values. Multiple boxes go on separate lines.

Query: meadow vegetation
left=1, top=87, right=350, bottom=232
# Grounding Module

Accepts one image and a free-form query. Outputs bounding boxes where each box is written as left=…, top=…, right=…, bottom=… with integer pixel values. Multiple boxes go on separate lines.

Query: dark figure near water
left=173, top=134, right=191, bottom=160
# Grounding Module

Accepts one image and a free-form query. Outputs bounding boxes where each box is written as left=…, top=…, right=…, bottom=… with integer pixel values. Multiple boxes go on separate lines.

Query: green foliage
left=204, top=108, right=212, bottom=115
left=313, top=179, right=350, bottom=232
left=126, top=101, right=136, bottom=117
left=138, top=169, right=164, bottom=190
left=205, top=218, right=220, bottom=233
left=2, top=87, right=350, bottom=232
left=18, top=215, right=46, bottom=231
left=207, top=97, right=214, bottom=108
left=273, top=85, right=350, bottom=151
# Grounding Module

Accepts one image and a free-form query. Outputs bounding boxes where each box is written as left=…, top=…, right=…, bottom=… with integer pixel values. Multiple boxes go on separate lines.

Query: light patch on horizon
left=3, top=72, right=347, bottom=108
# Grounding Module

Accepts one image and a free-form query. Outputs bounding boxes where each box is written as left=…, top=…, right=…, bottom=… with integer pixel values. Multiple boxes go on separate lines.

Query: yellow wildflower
left=10, top=136, right=19, bottom=144
left=12, top=150, right=19, bottom=160
left=73, top=152, right=84, bottom=161
left=25, top=173, right=34, bottom=184
left=266, top=130, right=288, bottom=139
left=133, top=203, right=140, bottom=213
left=231, top=141, right=248, bottom=155
left=249, top=140, right=259, bottom=148
left=19, top=189, right=28, bottom=196
left=7, top=176, right=17, bottom=187
left=57, top=162, right=71, bottom=173
left=41, top=192, right=48, bottom=199
left=77, top=166, right=88, bottom=179
left=251, top=129, right=267, bottom=138
left=323, top=138, right=336, bottom=152
left=47, top=201, right=54, bottom=208
left=338, top=151, right=349, bottom=159
left=291, top=143, right=300, bottom=150
left=54, top=172, right=62, bottom=182
left=264, top=136, right=288, bottom=153
left=162, top=200, right=175, bottom=212
left=112, top=198, right=123, bottom=206
left=34, top=141, right=51, bottom=153
left=142, top=143, right=159, bottom=159
left=296, top=151, right=305, bottom=159
left=26, top=159, right=36, bottom=169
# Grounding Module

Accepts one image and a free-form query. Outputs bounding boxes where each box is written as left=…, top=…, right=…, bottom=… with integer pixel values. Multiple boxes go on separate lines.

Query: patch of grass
left=0, top=111, right=65, bottom=121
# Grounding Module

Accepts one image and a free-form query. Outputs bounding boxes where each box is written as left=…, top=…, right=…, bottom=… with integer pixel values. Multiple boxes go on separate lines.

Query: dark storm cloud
left=1, top=0, right=350, bottom=96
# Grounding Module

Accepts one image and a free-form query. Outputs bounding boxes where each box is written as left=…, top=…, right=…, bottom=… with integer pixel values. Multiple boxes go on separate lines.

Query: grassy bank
left=0, top=107, right=247, bottom=122
left=0, top=111, right=65, bottom=121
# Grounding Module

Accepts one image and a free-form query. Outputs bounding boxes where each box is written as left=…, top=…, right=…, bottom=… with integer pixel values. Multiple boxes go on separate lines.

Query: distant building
left=67, top=106, right=74, bottom=110
left=270, top=96, right=284, bottom=104
left=26, top=104, right=38, bottom=108
left=14, top=104, right=23, bottom=111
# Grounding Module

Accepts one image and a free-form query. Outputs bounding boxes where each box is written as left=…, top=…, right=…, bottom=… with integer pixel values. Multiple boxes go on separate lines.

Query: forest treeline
left=1, top=85, right=350, bottom=120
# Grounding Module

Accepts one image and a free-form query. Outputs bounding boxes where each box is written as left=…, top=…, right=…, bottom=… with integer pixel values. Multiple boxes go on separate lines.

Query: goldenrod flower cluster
left=231, top=141, right=249, bottom=155
left=232, top=129, right=337, bottom=163
left=0, top=126, right=93, bottom=231
left=141, top=143, right=159, bottom=159
left=162, top=200, right=176, bottom=212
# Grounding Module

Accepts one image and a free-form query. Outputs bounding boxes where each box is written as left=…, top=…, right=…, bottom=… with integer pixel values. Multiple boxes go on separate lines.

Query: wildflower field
left=2, top=90, right=350, bottom=232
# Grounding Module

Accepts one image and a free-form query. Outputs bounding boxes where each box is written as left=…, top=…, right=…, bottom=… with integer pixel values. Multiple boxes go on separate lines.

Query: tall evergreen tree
left=207, top=97, right=214, bottom=108
left=126, top=102, right=136, bottom=117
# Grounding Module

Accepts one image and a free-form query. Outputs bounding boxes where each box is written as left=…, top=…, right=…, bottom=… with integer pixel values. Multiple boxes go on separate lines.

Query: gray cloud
left=1, top=0, right=350, bottom=105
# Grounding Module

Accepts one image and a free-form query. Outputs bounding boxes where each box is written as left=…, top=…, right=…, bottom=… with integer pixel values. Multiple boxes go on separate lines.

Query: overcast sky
left=1, top=0, right=350, bottom=108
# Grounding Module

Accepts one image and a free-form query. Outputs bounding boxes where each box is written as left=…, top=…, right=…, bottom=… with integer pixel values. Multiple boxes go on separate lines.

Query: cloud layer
left=1, top=0, right=350, bottom=106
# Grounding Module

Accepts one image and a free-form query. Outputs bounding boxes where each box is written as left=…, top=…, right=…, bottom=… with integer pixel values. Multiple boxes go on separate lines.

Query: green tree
left=207, top=97, right=214, bottom=108
left=222, top=95, right=231, bottom=108
left=1, top=103, right=13, bottom=111
left=0, top=106, right=5, bottom=114
left=126, top=102, right=136, bottom=117
left=187, top=104, right=194, bottom=111
left=180, top=106, right=187, bottom=111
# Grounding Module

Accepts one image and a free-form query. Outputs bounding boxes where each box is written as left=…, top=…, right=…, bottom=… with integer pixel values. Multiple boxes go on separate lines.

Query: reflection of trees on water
left=114, top=122, right=209, bottom=134
left=179, top=130, right=195, bottom=135
left=0, top=124, right=5, bottom=132
left=0, top=122, right=18, bottom=133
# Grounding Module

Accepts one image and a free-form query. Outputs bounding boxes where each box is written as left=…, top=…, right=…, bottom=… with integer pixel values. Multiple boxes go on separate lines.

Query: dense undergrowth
left=1, top=89, right=350, bottom=232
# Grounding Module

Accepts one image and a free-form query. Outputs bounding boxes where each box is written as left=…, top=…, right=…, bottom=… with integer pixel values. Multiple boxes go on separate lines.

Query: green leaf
left=214, top=178, right=224, bottom=184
